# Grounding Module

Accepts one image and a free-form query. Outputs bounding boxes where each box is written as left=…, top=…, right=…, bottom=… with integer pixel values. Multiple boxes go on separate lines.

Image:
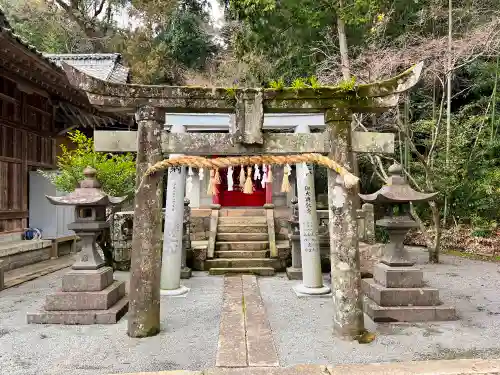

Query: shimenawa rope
left=137, top=153, right=359, bottom=195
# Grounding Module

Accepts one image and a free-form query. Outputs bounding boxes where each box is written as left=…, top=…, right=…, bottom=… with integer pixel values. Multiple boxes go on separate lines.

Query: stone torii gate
left=61, top=61, right=423, bottom=340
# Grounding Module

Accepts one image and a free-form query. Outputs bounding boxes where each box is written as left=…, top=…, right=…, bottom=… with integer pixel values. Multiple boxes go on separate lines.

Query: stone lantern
left=27, top=167, right=129, bottom=325
left=359, top=163, right=456, bottom=322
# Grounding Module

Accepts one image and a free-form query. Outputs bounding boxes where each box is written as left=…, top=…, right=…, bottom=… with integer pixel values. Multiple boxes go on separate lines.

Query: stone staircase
left=207, top=209, right=276, bottom=276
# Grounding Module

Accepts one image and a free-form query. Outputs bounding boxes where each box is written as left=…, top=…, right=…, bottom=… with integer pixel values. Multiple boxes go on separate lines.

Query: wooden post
left=128, top=106, right=165, bottom=338
left=324, top=108, right=365, bottom=339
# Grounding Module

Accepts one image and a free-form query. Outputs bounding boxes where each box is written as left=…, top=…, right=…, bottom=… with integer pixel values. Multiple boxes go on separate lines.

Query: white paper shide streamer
left=227, top=166, right=234, bottom=191
left=253, top=164, right=261, bottom=181
left=199, top=167, right=204, bottom=181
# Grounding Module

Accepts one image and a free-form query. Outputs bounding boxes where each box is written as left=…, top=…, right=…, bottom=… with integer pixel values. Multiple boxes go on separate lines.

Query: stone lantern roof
left=359, top=163, right=437, bottom=204
left=46, top=167, right=126, bottom=206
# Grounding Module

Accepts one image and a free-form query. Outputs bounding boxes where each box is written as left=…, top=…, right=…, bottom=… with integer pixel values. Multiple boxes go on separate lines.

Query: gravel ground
left=0, top=270, right=224, bottom=375
left=1, top=248, right=500, bottom=374
left=259, top=248, right=500, bottom=366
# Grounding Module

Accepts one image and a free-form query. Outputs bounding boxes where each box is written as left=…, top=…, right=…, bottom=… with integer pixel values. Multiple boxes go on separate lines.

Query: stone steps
left=216, top=233, right=268, bottom=242
left=218, top=216, right=267, bottom=225
left=215, top=250, right=269, bottom=258
left=209, top=267, right=275, bottom=276
left=206, top=258, right=276, bottom=268
left=220, top=208, right=265, bottom=216
left=217, top=223, right=268, bottom=234
left=216, top=241, right=268, bottom=251
left=209, top=210, right=275, bottom=275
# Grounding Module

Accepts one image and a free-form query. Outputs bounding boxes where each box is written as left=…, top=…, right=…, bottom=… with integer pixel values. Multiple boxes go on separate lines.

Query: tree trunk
left=337, top=9, right=350, bottom=81
left=128, top=106, right=165, bottom=338
left=443, top=0, right=453, bottom=225
left=53, top=0, right=107, bottom=52
left=429, top=201, right=441, bottom=263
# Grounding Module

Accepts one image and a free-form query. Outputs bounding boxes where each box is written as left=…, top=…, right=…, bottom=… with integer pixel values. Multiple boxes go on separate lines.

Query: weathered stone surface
left=325, top=112, right=365, bottom=339
left=362, top=278, right=440, bottom=306
left=363, top=297, right=457, bottom=322
left=329, top=359, right=500, bottom=375
left=108, top=359, right=500, bottom=375
left=265, top=206, right=278, bottom=258
left=163, top=133, right=329, bottom=155
left=0, top=241, right=52, bottom=271
left=373, top=263, right=424, bottom=288
left=242, top=275, right=279, bottom=367
left=207, top=207, right=220, bottom=259
left=28, top=296, right=129, bottom=325
left=180, top=267, right=192, bottom=279
left=61, top=267, right=113, bottom=292
left=216, top=233, right=268, bottom=242
left=286, top=267, right=303, bottom=280
left=219, top=216, right=267, bottom=225
left=209, top=267, right=275, bottom=276
left=206, top=365, right=329, bottom=375
left=45, top=280, right=125, bottom=311
left=216, top=241, right=268, bottom=251
left=64, top=59, right=422, bottom=113
left=206, top=258, right=278, bottom=269
left=215, top=250, right=269, bottom=258
left=128, top=106, right=164, bottom=337
left=96, top=130, right=396, bottom=155
left=216, top=276, right=247, bottom=367
left=358, top=243, right=384, bottom=276
left=217, top=224, right=268, bottom=234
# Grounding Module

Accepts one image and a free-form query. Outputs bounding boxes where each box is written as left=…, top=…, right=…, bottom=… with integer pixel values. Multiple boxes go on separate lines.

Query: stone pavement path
left=216, top=275, right=279, bottom=368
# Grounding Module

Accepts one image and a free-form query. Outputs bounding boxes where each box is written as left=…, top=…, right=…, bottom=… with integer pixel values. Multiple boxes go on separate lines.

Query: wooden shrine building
left=0, top=10, right=127, bottom=238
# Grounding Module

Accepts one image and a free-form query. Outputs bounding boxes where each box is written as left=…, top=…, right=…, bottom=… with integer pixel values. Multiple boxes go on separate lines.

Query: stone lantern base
left=27, top=267, right=128, bottom=325
left=362, top=263, right=456, bottom=322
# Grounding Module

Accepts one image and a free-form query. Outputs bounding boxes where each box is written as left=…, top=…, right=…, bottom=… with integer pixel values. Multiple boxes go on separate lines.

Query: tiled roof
left=0, top=8, right=63, bottom=72
left=44, top=53, right=131, bottom=84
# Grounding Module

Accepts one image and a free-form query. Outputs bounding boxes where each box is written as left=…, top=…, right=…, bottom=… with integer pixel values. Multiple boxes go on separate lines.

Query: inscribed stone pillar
left=128, top=106, right=165, bottom=337
left=160, top=123, right=189, bottom=295
left=324, top=108, right=364, bottom=339
left=293, top=124, right=330, bottom=295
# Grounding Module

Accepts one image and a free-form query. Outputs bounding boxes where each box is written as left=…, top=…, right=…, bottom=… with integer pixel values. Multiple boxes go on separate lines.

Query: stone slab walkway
left=112, top=359, right=500, bottom=375
left=216, top=275, right=279, bottom=368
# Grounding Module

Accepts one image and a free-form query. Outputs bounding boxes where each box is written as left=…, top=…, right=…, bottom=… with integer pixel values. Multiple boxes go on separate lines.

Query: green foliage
left=268, top=78, right=285, bottom=90
left=40, top=131, right=136, bottom=200
left=337, top=76, right=357, bottom=92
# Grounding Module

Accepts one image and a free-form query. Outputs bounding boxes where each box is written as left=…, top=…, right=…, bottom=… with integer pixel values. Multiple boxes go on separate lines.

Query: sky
left=115, top=0, right=225, bottom=30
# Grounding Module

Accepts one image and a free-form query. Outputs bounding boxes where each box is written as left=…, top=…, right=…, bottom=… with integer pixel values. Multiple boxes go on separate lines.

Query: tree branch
left=94, top=0, right=107, bottom=18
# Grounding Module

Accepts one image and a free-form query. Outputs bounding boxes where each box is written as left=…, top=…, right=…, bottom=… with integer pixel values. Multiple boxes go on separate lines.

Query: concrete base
left=286, top=267, right=302, bottom=280
left=362, top=278, right=440, bottom=307
left=293, top=283, right=331, bottom=297
left=27, top=266, right=128, bottom=325
left=27, top=297, right=128, bottom=324
left=363, top=297, right=457, bottom=322
left=160, top=285, right=190, bottom=297
left=180, top=267, right=192, bottom=279
left=373, top=263, right=423, bottom=288
left=362, top=262, right=456, bottom=322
